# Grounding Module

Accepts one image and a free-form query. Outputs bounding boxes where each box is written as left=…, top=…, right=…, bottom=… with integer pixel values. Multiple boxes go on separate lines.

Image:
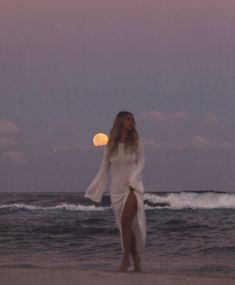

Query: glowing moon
left=93, top=133, right=109, bottom=147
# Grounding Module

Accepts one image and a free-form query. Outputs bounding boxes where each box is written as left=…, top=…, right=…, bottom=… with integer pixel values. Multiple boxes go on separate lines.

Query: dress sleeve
left=129, top=141, right=145, bottom=194
left=84, top=146, right=110, bottom=203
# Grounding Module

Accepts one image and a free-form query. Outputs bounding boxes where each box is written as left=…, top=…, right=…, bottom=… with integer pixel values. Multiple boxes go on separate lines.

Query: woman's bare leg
left=119, top=191, right=137, bottom=272
left=130, top=231, right=142, bottom=272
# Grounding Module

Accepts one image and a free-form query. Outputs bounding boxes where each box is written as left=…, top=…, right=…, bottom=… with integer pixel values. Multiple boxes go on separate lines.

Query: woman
left=85, top=111, right=146, bottom=272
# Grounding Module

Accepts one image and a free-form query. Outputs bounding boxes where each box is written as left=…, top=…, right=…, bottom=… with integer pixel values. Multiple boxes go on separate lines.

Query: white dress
left=85, top=142, right=146, bottom=255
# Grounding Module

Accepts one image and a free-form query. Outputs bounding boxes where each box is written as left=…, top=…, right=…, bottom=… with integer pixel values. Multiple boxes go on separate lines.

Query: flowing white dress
left=85, top=142, right=146, bottom=255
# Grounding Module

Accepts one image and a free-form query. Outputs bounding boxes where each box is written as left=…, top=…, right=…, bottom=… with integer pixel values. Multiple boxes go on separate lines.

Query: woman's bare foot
left=132, top=254, right=142, bottom=272
left=118, top=256, right=130, bottom=272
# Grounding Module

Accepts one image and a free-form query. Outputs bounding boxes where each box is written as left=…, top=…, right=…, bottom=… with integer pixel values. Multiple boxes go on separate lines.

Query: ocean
left=0, top=191, right=235, bottom=276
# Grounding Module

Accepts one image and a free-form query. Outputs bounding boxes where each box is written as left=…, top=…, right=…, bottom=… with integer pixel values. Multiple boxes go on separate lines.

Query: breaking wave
left=0, top=203, right=109, bottom=212
left=144, top=191, right=235, bottom=210
left=1, top=192, right=235, bottom=212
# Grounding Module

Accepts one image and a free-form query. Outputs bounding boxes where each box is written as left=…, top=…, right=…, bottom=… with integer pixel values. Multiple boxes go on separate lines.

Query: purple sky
left=0, top=0, right=235, bottom=192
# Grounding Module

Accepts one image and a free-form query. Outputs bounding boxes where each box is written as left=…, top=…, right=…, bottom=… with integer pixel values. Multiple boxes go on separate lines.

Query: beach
left=1, top=268, right=235, bottom=285
left=1, top=192, right=235, bottom=283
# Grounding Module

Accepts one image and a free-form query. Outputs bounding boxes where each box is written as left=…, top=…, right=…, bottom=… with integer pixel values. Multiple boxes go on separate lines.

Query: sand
left=1, top=268, right=235, bottom=285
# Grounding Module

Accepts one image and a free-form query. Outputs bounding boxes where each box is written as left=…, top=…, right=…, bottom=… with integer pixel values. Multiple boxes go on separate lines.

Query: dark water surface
left=1, top=192, right=235, bottom=275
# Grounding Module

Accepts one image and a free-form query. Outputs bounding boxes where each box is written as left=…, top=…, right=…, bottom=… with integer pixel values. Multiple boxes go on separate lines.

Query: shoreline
left=1, top=268, right=235, bottom=285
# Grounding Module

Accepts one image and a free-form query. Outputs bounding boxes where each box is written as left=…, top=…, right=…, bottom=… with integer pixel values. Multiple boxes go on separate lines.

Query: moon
left=93, top=133, right=109, bottom=147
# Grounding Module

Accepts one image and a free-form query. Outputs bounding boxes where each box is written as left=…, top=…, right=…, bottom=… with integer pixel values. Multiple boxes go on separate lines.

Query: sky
left=0, top=0, right=235, bottom=192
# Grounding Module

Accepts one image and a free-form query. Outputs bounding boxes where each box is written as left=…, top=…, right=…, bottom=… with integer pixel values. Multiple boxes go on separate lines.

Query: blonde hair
left=107, top=111, right=139, bottom=156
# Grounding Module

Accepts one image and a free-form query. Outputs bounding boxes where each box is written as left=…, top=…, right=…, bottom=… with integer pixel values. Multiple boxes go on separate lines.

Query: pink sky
left=0, top=0, right=235, bottom=192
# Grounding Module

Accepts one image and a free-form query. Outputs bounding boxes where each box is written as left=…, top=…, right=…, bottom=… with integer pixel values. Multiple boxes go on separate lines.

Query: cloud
left=0, top=120, right=19, bottom=134
left=141, top=110, right=220, bottom=126
left=202, top=113, right=220, bottom=125
left=51, top=144, right=93, bottom=153
left=0, top=119, right=28, bottom=166
left=192, top=136, right=235, bottom=150
left=2, top=150, right=27, bottom=166
left=141, top=111, right=189, bottom=123
left=191, top=136, right=211, bottom=149
left=0, top=138, right=17, bottom=148
left=143, top=138, right=186, bottom=151
left=143, top=136, right=235, bottom=152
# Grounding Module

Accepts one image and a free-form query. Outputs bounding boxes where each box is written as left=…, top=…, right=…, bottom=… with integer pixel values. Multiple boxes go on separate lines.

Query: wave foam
left=0, top=203, right=109, bottom=212
left=144, top=192, right=235, bottom=209
left=1, top=192, right=234, bottom=212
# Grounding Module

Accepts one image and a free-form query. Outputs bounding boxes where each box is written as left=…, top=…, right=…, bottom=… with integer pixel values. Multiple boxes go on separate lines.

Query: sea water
left=0, top=191, right=235, bottom=275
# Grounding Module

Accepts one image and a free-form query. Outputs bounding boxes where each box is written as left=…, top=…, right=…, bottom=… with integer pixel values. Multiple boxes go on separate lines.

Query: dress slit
left=114, top=190, right=145, bottom=256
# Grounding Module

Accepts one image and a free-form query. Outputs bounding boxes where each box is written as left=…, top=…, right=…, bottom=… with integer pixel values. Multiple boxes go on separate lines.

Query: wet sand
left=1, top=268, right=235, bottom=285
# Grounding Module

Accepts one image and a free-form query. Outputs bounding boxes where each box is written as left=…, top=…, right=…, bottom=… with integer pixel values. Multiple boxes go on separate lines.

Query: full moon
left=93, top=133, right=109, bottom=147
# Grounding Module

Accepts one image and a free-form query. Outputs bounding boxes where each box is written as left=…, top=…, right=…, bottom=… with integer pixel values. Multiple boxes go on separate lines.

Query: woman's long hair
left=107, top=111, right=139, bottom=156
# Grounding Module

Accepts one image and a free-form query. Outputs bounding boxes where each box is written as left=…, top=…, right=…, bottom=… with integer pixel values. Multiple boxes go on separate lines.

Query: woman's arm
left=84, top=146, right=110, bottom=203
left=129, top=141, right=145, bottom=194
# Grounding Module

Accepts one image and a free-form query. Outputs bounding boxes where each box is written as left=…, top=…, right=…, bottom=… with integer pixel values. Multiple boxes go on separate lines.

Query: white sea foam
left=52, top=203, right=109, bottom=211
left=1, top=192, right=235, bottom=212
left=0, top=203, right=41, bottom=211
left=144, top=192, right=235, bottom=209
left=0, top=203, right=110, bottom=212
